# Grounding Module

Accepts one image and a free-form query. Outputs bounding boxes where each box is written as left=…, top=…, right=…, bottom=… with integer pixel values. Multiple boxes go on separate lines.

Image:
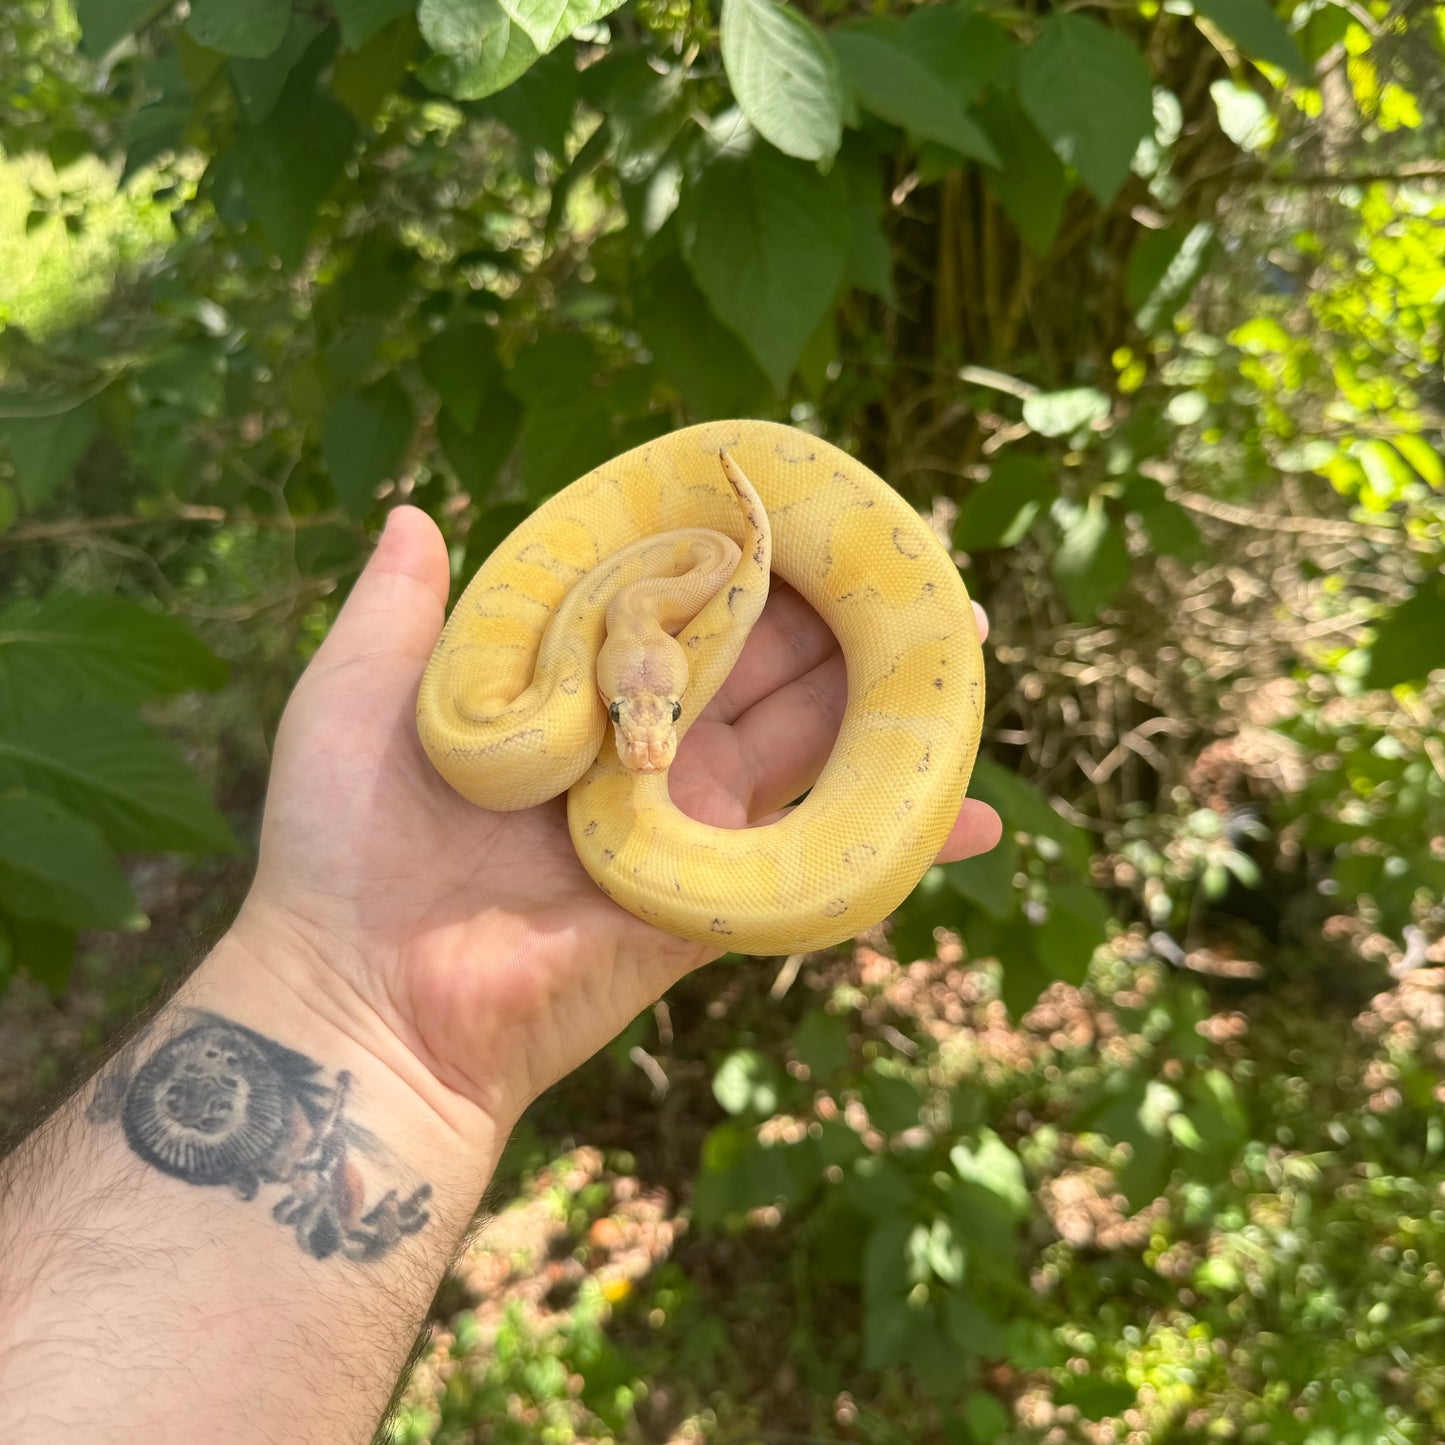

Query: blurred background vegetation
left=2, top=0, right=1444, bottom=1438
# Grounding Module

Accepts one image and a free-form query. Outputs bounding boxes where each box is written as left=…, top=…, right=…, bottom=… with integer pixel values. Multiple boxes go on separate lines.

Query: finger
left=730, top=652, right=847, bottom=819
left=934, top=798, right=1003, bottom=862
left=973, top=601, right=990, bottom=643
left=315, top=506, right=451, bottom=669
left=703, top=581, right=839, bottom=724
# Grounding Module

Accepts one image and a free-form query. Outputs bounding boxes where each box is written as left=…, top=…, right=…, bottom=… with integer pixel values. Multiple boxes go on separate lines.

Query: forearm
left=0, top=929, right=505, bottom=1445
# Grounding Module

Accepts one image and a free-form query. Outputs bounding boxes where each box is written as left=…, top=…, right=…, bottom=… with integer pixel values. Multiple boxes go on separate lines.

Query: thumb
left=316, top=506, right=452, bottom=669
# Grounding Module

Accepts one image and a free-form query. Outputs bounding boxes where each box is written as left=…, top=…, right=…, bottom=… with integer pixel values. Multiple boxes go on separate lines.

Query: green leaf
left=793, top=1009, right=850, bottom=1078
left=0, top=595, right=226, bottom=725
left=420, top=0, right=543, bottom=100
left=75, top=0, right=169, bottom=55
left=950, top=1130, right=1029, bottom=1216
left=899, top=7, right=1012, bottom=107
left=507, top=332, right=598, bottom=405
left=720, top=0, right=843, bottom=163
left=483, top=44, right=580, bottom=156
left=1135, top=222, right=1215, bottom=330
left=1356, top=437, right=1416, bottom=504
left=1393, top=434, right=1444, bottom=488
left=322, top=377, right=415, bottom=516
left=460, top=501, right=533, bottom=586
left=0, top=704, right=237, bottom=855
left=713, top=1048, right=783, bottom=1116
left=862, top=1065, right=923, bottom=1134
left=1023, top=386, right=1111, bottom=439
left=1181, top=1068, right=1248, bottom=1171
left=0, top=399, right=99, bottom=510
left=968, top=758, right=1093, bottom=873
left=0, top=791, right=140, bottom=930
left=1209, top=78, right=1276, bottom=151
left=2, top=913, right=77, bottom=995
left=233, top=60, right=358, bottom=268
left=1120, top=475, right=1203, bottom=559
left=123, top=94, right=190, bottom=183
left=1364, top=581, right=1445, bottom=689
left=679, top=141, right=850, bottom=391
left=695, top=1121, right=817, bottom=1224
left=1297, top=0, right=1350, bottom=63
left=1082, top=1072, right=1180, bottom=1208
left=634, top=249, right=774, bottom=418
left=1055, top=1375, right=1136, bottom=1422
left=519, top=394, right=614, bottom=498
left=1052, top=499, right=1131, bottom=621
left=1018, top=14, right=1154, bottom=206
left=1193, top=0, right=1306, bottom=76
left=438, top=388, right=524, bottom=494
left=828, top=24, right=999, bottom=164
left=1125, top=226, right=1186, bottom=312
left=188, top=0, right=291, bottom=58
left=229, top=14, right=326, bottom=122
left=497, top=0, right=627, bottom=54
left=943, top=837, right=1019, bottom=920
left=925, top=1216, right=965, bottom=1284
left=421, top=14, right=539, bottom=99
left=420, top=324, right=502, bottom=431
left=956, top=1390, right=1011, bottom=1442
left=332, top=0, right=416, bottom=49
left=844, top=1154, right=917, bottom=1217
left=997, top=928, right=1054, bottom=1020
left=845, top=193, right=893, bottom=301
left=890, top=865, right=962, bottom=965
left=1034, top=882, right=1109, bottom=984
left=601, top=51, right=690, bottom=186
left=333, top=15, right=420, bottom=120
left=977, top=90, right=1070, bottom=254
left=954, top=453, right=1056, bottom=551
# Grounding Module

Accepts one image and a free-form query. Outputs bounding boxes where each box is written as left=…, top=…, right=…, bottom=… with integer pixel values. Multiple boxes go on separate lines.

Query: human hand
left=233, top=506, right=1001, bottom=1133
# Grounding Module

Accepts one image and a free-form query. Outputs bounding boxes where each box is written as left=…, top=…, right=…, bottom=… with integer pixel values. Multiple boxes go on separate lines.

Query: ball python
left=416, top=419, right=985, bottom=956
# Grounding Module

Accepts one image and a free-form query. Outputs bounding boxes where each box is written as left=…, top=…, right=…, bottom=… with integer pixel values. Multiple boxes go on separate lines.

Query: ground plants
left=2, top=0, right=1443, bottom=1436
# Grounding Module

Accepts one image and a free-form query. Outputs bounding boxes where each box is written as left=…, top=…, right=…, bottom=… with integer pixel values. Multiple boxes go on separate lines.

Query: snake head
left=607, top=695, right=684, bottom=773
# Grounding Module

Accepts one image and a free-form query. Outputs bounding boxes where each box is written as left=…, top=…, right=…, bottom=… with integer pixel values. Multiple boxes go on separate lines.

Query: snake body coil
left=416, top=420, right=985, bottom=956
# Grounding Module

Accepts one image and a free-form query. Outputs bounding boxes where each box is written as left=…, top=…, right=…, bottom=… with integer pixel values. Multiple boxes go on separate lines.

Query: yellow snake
left=416, top=420, right=985, bottom=956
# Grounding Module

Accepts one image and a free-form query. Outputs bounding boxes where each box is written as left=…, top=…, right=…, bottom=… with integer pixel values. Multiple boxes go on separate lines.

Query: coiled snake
left=416, top=420, right=984, bottom=956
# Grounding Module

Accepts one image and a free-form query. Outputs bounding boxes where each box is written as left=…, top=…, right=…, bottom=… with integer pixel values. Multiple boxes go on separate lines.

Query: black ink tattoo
left=88, top=1011, right=431, bottom=1263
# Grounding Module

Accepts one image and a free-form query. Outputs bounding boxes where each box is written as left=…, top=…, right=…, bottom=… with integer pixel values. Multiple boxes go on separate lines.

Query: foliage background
left=2, top=0, right=1444, bottom=1437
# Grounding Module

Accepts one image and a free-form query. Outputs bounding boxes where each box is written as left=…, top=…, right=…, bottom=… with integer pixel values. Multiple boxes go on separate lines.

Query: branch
left=1261, top=160, right=1445, bottom=188
left=1, top=507, right=350, bottom=546
left=1172, top=491, right=1402, bottom=545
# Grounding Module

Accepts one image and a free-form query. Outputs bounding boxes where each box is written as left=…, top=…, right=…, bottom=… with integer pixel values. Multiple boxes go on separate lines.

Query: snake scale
left=416, top=419, right=985, bottom=956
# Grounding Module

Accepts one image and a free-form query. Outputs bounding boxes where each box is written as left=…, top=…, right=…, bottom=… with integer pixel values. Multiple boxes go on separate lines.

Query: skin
left=251, top=505, right=999, bottom=1123
left=0, top=505, right=999, bottom=1445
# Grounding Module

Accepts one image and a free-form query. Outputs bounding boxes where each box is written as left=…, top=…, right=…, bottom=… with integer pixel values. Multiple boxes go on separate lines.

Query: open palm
left=237, top=506, right=1000, bottom=1128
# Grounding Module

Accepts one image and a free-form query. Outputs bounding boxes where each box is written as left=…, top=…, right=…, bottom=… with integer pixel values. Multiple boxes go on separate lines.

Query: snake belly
left=415, top=419, right=985, bottom=956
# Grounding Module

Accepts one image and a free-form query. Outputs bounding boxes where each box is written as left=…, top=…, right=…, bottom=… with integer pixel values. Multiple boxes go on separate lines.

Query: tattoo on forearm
left=86, top=1011, right=432, bottom=1263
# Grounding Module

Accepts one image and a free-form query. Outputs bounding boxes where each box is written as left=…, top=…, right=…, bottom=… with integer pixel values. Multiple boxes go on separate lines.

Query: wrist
left=191, top=912, right=506, bottom=1183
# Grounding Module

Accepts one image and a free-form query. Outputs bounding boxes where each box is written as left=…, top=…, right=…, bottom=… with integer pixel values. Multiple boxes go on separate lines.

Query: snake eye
left=608, top=701, right=622, bottom=724
left=671, top=701, right=682, bottom=722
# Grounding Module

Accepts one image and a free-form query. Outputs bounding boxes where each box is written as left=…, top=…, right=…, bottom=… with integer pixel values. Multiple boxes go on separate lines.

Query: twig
left=1260, top=160, right=1445, bottom=187
left=628, top=1047, right=669, bottom=1099
left=0, top=371, right=126, bottom=418
left=770, top=954, right=806, bottom=1000
left=1173, top=491, right=1401, bottom=545
left=3, top=507, right=349, bottom=546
